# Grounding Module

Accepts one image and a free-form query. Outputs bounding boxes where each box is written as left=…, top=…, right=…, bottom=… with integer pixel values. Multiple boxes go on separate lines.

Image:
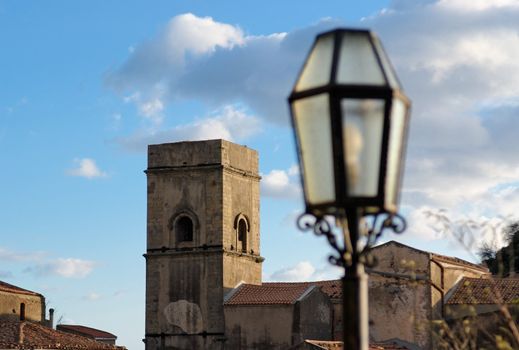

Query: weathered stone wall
left=430, top=258, right=489, bottom=320
left=0, top=291, right=44, bottom=322
left=145, top=253, right=224, bottom=335
left=145, top=140, right=262, bottom=350
left=224, top=288, right=331, bottom=349
left=224, top=305, right=294, bottom=349
left=369, top=242, right=432, bottom=349
left=369, top=275, right=431, bottom=349
left=371, top=242, right=430, bottom=276
left=222, top=169, right=260, bottom=255
left=369, top=241, right=490, bottom=350
left=293, top=287, right=332, bottom=344
left=146, top=166, right=223, bottom=249
left=223, top=254, right=262, bottom=295
left=331, top=301, right=342, bottom=340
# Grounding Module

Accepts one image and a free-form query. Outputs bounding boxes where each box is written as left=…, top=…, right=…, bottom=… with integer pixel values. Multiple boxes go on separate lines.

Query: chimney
left=18, top=322, right=25, bottom=345
left=49, top=308, right=55, bottom=329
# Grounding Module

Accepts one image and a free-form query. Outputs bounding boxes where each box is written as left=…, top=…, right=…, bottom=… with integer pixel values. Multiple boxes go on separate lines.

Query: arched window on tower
left=176, top=216, right=193, bottom=243
left=234, top=213, right=250, bottom=253
left=238, top=218, right=248, bottom=252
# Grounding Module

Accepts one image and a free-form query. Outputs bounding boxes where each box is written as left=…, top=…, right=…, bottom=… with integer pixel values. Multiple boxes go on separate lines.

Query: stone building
left=0, top=320, right=125, bottom=349
left=368, top=241, right=490, bottom=349
left=0, top=280, right=124, bottom=349
left=445, top=277, right=519, bottom=319
left=0, top=280, right=46, bottom=323
left=143, top=140, right=491, bottom=350
left=57, top=324, right=118, bottom=345
left=224, top=283, right=333, bottom=349
left=144, top=140, right=263, bottom=350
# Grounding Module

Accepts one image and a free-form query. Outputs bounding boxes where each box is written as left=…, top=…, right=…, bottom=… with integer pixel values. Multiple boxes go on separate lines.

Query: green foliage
left=479, top=221, right=519, bottom=276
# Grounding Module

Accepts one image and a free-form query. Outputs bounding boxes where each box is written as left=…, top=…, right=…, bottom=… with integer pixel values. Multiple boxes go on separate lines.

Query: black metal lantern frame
left=288, top=28, right=411, bottom=220
left=288, top=29, right=412, bottom=350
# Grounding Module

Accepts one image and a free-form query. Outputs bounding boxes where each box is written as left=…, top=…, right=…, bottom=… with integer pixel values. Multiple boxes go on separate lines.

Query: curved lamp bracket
left=297, top=210, right=406, bottom=268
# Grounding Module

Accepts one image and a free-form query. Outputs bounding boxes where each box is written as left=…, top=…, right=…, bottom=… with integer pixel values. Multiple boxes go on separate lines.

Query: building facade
left=143, top=140, right=492, bottom=350
left=368, top=241, right=490, bottom=349
left=0, top=280, right=45, bottom=323
left=144, top=140, right=263, bottom=350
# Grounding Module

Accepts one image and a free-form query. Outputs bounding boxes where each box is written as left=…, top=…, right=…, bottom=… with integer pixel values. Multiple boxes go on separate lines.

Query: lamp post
left=288, top=29, right=411, bottom=350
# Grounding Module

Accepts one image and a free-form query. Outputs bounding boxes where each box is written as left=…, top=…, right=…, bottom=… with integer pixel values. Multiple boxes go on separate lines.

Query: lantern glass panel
left=295, top=34, right=334, bottom=92
left=385, top=97, right=408, bottom=210
left=341, top=98, right=385, bottom=197
left=292, top=94, right=336, bottom=205
left=337, top=32, right=385, bottom=86
left=372, top=36, right=400, bottom=89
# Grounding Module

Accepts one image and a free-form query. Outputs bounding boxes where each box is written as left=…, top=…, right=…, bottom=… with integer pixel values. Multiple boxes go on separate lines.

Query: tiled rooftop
left=265, top=280, right=342, bottom=299
left=371, top=341, right=410, bottom=350
left=225, top=280, right=342, bottom=306
left=294, top=340, right=409, bottom=349
left=447, top=277, right=519, bottom=304
left=0, top=281, right=41, bottom=297
left=302, top=340, right=343, bottom=349
left=0, top=321, right=124, bottom=349
left=57, top=325, right=116, bottom=340
left=225, top=283, right=312, bottom=305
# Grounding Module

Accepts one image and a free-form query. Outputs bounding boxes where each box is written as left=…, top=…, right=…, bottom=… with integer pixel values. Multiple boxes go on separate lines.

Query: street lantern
left=288, top=28, right=410, bottom=218
left=288, top=28, right=411, bottom=350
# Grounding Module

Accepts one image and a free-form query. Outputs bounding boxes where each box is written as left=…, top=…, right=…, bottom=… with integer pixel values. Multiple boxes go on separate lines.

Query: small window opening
left=20, top=303, right=25, bottom=321
left=238, top=218, right=248, bottom=252
left=176, top=216, right=193, bottom=243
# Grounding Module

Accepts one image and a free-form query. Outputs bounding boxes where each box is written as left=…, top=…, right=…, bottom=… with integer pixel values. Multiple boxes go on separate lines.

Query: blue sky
left=3, top=1, right=519, bottom=349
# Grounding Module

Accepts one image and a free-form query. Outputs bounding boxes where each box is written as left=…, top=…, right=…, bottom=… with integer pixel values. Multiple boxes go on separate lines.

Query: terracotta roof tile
left=370, top=342, right=410, bottom=350
left=263, top=280, right=342, bottom=299
left=295, top=340, right=409, bottom=349
left=447, top=277, right=519, bottom=304
left=225, top=280, right=343, bottom=306
left=57, top=325, right=116, bottom=340
left=0, top=281, right=41, bottom=297
left=225, top=283, right=312, bottom=305
left=303, top=339, right=343, bottom=349
left=0, top=321, right=124, bottom=349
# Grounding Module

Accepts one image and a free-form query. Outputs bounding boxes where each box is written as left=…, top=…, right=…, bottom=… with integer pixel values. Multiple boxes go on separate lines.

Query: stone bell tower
left=144, top=139, right=263, bottom=350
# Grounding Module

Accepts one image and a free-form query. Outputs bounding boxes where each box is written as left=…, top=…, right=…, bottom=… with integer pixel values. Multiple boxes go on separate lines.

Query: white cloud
left=108, top=13, right=244, bottom=90
left=163, top=13, right=245, bottom=55
left=266, top=261, right=341, bottom=282
left=269, top=261, right=314, bottom=281
left=67, top=158, right=107, bottom=179
left=106, top=13, right=336, bottom=126
left=0, top=247, right=46, bottom=262
left=116, top=104, right=261, bottom=152
left=106, top=7, right=519, bottom=257
left=140, top=98, right=164, bottom=119
left=124, top=92, right=164, bottom=124
left=83, top=292, right=102, bottom=301
left=107, top=13, right=247, bottom=127
left=26, top=258, right=96, bottom=279
left=437, top=0, right=519, bottom=11
left=53, top=258, right=95, bottom=278
left=261, top=166, right=301, bottom=199
left=287, top=164, right=299, bottom=176
left=354, top=1, right=519, bottom=253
